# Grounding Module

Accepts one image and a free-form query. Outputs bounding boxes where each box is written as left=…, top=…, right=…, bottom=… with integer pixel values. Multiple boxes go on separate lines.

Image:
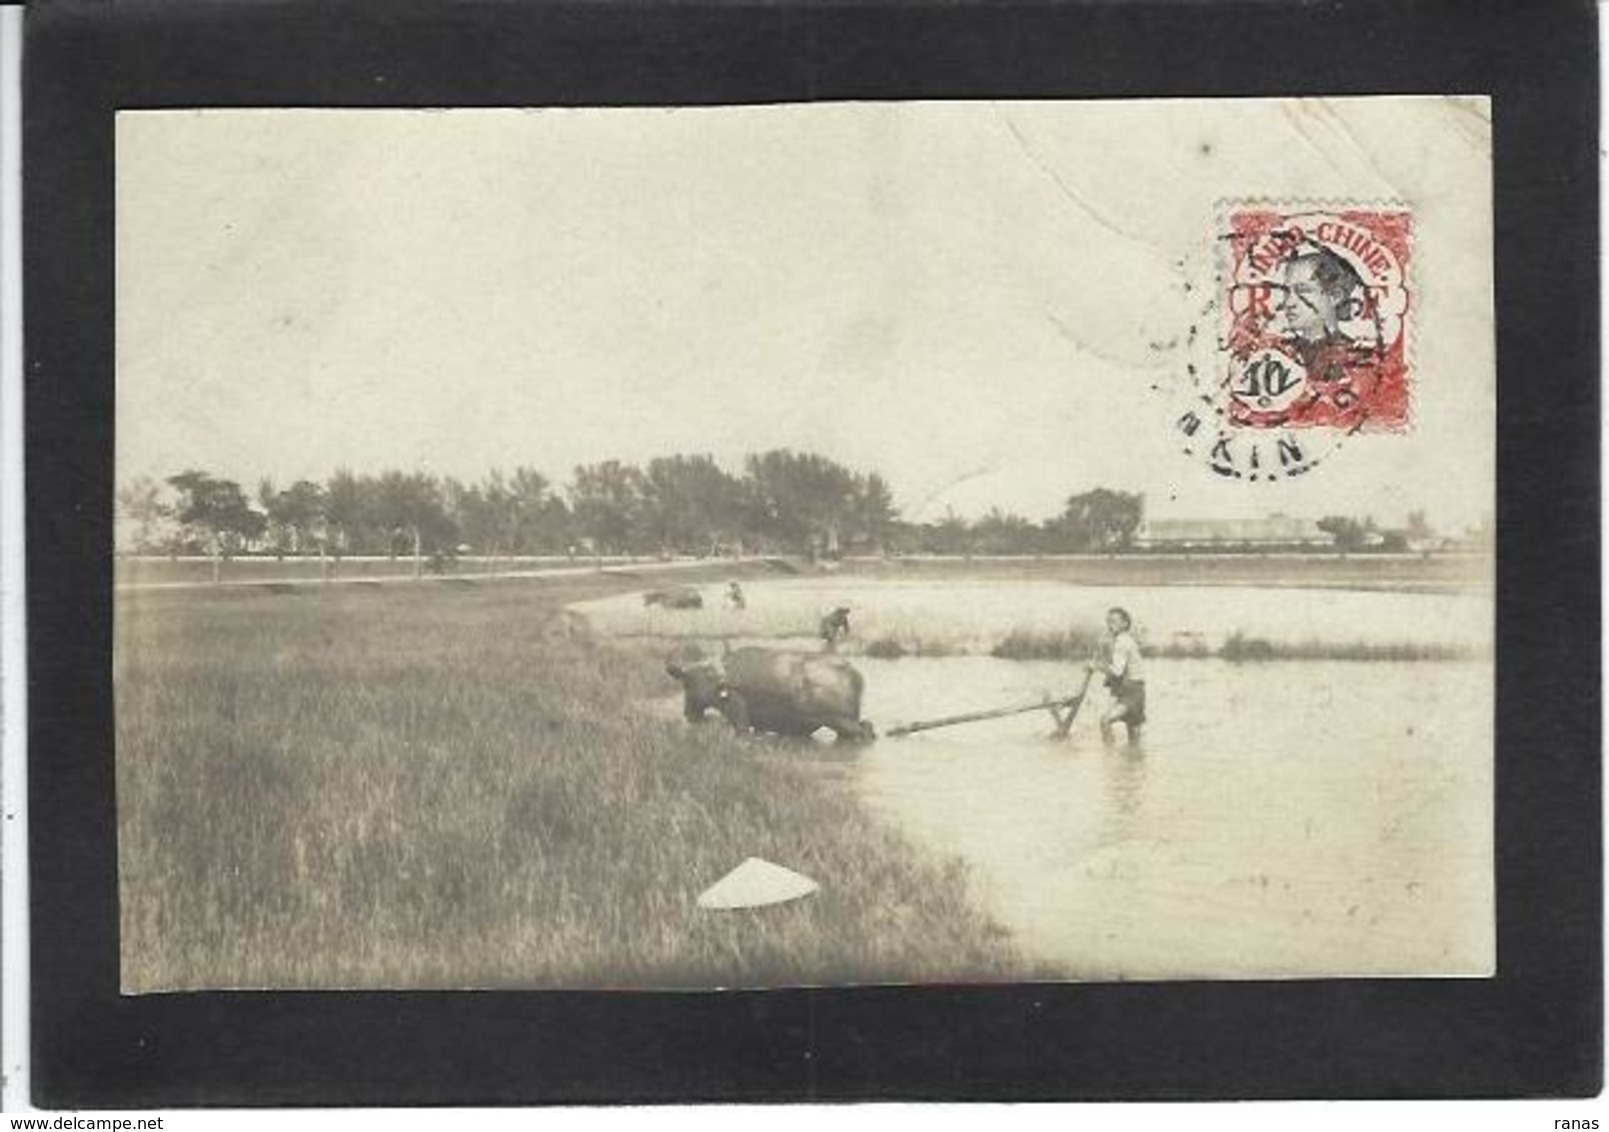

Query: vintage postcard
left=113, top=98, right=1493, bottom=991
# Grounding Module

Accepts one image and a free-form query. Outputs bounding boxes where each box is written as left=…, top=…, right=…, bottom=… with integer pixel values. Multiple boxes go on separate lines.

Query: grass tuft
left=862, top=636, right=909, bottom=659
left=1217, top=632, right=1475, bottom=663
left=990, top=628, right=1102, bottom=661
left=989, top=628, right=1478, bottom=663
left=861, top=634, right=958, bottom=660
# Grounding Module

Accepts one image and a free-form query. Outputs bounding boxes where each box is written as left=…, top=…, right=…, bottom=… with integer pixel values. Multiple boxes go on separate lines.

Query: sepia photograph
left=112, top=97, right=1495, bottom=994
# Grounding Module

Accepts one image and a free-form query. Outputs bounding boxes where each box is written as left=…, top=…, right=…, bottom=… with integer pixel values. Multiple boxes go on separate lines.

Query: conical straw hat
left=697, top=857, right=819, bottom=910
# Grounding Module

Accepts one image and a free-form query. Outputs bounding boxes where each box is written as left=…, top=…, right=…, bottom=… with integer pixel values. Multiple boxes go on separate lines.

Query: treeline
left=1317, top=512, right=1434, bottom=553
left=115, top=452, right=1148, bottom=561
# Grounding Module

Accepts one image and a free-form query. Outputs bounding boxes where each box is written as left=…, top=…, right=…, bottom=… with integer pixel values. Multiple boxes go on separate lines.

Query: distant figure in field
left=1087, top=606, right=1145, bottom=743
left=819, top=606, right=852, bottom=651
left=725, top=581, right=747, bottom=611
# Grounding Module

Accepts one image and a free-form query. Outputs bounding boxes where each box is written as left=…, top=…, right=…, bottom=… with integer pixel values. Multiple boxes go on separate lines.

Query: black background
left=24, top=0, right=1602, bottom=1107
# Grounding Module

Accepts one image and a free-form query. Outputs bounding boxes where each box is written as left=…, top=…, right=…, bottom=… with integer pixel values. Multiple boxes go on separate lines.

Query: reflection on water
left=1101, top=745, right=1147, bottom=836
left=837, top=656, right=1492, bottom=980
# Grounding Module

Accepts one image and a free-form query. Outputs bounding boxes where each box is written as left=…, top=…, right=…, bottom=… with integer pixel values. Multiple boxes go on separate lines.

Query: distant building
left=1134, top=513, right=1329, bottom=550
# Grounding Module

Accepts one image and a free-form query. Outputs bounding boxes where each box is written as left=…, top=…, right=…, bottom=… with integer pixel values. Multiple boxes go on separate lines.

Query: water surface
left=837, top=656, right=1492, bottom=979
left=575, top=576, right=1491, bottom=654
left=604, top=578, right=1493, bottom=980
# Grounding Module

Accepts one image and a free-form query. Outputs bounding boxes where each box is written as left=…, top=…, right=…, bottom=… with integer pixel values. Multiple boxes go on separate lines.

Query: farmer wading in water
left=1089, top=606, right=1145, bottom=743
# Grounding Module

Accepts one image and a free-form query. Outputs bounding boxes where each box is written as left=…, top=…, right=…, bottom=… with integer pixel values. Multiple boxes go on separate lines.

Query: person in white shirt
left=1087, top=607, right=1145, bottom=743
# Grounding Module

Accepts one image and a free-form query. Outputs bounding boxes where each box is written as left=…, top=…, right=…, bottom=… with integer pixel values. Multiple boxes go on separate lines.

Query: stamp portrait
left=1175, top=204, right=1416, bottom=483
left=1221, top=205, right=1412, bottom=433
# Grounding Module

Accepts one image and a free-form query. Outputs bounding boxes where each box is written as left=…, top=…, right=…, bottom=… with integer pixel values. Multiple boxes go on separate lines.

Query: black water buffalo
left=666, top=647, right=875, bottom=742
left=643, top=586, right=704, bottom=610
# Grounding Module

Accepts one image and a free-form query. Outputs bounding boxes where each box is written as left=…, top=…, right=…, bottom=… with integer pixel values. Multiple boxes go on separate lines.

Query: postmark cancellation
left=1177, top=203, right=1413, bottom=481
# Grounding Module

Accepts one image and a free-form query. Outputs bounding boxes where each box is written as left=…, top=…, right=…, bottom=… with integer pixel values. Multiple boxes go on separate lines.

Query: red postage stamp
left=1220, top=205, right=1412, bottom=432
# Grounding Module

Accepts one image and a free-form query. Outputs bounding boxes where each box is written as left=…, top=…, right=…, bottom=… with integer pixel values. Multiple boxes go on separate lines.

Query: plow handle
left=888, top=670, right=1097, bottom=738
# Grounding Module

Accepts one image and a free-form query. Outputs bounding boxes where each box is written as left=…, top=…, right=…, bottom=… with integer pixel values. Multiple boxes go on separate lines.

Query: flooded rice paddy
left=849, top=656, right=1489, bottom=979
left=576, top=577, right=1494, bottom=980
left=575, top=575, right=1491, bottom=656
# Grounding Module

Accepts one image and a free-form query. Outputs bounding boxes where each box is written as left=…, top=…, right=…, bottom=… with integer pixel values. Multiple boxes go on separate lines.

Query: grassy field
left=842, top=552, right=1489, bottom=592
left=118, top=550, right=1491, bottom=592
left=116, top=567, right=1027, bottom=991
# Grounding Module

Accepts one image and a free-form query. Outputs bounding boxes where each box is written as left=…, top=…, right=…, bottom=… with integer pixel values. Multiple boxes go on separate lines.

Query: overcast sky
left=118, top=99, right=1493, bottom=527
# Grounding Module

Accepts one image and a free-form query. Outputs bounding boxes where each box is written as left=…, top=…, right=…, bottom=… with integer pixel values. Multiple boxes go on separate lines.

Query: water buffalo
left=665, top=647, right=875, bottom=742
left=643, top=586, right=704, bottom=610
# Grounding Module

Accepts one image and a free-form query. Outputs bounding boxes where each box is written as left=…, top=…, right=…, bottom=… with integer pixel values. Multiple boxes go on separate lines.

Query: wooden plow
left=886, top=670, right=1096, bottom=739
